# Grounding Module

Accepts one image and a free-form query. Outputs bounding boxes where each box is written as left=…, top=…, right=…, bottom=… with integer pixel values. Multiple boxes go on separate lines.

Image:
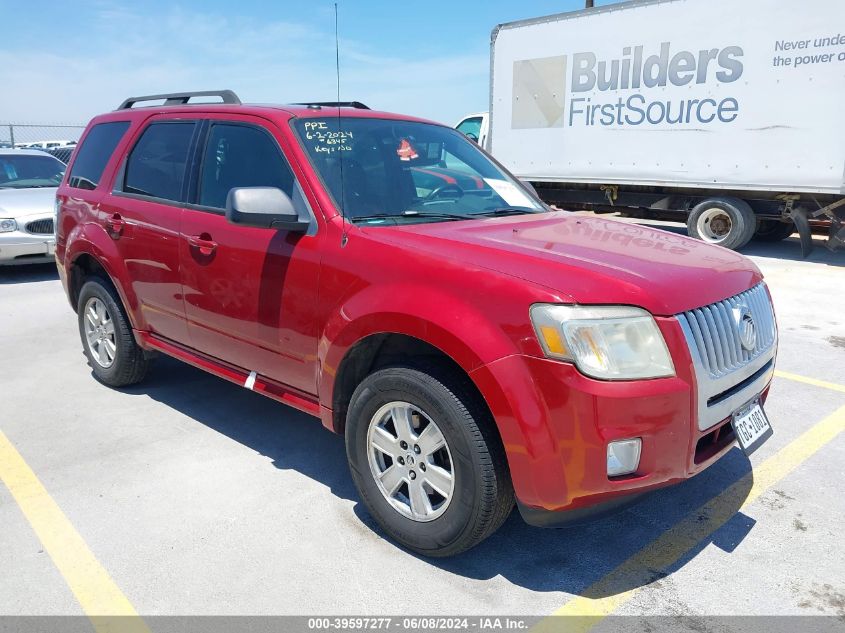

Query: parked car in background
left=0, top=149, right=64, bottom=264
left=15, top=140, right=77, bottom=150
left=47, top=146, right=75, bottom=164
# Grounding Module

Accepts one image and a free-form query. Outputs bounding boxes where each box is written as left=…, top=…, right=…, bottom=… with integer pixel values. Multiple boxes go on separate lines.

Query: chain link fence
left=0, top=123, right=86, bottom=149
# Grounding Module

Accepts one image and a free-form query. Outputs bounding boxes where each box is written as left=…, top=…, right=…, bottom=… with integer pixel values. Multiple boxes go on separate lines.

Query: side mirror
left=225, top=187, right=310, bottom=232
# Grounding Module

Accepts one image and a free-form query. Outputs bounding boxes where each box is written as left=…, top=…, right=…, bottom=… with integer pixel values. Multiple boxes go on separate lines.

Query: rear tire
left=687, top=197, right=756, bottom=250
left=753, top=219, right=795, bottom=242
left=78, top=277, right=149, bottom=387
left=345, top=365, right=513, bottom=557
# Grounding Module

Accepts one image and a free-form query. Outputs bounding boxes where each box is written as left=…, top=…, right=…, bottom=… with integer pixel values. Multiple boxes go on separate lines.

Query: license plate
left=731, top=400, right=773, bottom=455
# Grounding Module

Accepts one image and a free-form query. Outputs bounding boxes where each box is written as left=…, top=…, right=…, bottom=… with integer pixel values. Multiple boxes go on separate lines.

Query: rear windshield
left=292, top=117, right=542, bottom=224
left=0, top=154, right=66, bottom=189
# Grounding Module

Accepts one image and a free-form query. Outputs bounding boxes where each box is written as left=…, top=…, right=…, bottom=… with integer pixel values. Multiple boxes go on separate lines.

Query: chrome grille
left=677, top=283, right=776, bottom=379
left=25, top=218, right=54, bottom=235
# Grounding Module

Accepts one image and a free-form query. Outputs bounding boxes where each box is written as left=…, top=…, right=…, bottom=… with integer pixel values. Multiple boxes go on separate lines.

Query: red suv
left=56, top=91, right=777, bottom=556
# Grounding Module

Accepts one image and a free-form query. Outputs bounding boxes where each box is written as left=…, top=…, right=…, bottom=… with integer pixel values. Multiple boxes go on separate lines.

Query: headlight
left=530, top=304, right=675, bottom=380
left=0, top=218, right=17, bottom=233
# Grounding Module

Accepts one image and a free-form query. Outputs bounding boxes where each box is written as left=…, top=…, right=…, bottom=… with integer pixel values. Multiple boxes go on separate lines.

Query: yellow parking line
left=535, top=403, right=845, bottom=632
left=774, top=370, right=845, bottom=394
left=0, top=431, right=149, bottom=633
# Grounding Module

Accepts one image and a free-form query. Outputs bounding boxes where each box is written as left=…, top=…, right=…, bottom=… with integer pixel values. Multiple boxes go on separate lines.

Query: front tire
left=345, top=366, right=513, bottom=557
left=78, top=277, right=149, bottom=387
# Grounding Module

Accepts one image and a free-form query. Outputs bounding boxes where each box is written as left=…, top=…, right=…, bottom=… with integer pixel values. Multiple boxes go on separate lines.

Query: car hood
left=370, top=211, right=762, bottom=316
left=0, top=187, right=58, bottom=218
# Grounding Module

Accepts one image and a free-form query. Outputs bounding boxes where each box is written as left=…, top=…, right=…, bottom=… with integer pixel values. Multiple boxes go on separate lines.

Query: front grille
left=677, top=283, right=776, bottom=380
left=25, top=218, right=54, bottom=235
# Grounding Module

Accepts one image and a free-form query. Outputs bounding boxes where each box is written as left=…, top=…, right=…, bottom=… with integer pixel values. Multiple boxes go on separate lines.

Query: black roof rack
left=117, top=90, right=241, bottom=110
left=294, top=101, right=370, bottom=110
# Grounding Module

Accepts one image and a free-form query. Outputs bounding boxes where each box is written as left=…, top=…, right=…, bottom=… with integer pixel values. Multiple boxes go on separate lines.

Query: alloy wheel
left=83, top=297, right=117, bottom=368
left=366, top=401, right=455, bottom=522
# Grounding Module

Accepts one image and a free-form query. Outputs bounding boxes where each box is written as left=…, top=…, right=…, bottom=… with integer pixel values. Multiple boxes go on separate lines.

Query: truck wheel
left=345, top=366, right=513, bottom=557
left=753, top=219, right=795, bottom=242
left=78, top=277, right=150, bottom=387
left=687, top=198, right=756, bottom=250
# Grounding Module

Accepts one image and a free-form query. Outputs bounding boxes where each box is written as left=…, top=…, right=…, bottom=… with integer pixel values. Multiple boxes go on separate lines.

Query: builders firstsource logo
left=511, top=43, right=744, bottom=129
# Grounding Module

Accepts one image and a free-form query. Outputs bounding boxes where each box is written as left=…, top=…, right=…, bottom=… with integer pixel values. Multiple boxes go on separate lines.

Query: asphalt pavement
left=1, top=224, right=843, bottom=625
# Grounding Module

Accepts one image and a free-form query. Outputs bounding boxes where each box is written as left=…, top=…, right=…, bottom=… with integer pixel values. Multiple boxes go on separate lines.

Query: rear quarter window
left=68, top=121, right=130, bottom=190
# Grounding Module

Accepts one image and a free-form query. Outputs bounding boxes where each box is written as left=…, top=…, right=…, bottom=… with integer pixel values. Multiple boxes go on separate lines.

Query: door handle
left=105, top=213, right=124, bottom=238
left=187, top=234, right=218, bottom=256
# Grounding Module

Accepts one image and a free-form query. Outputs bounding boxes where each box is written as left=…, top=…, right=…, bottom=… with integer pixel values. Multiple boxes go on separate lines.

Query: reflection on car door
left=179, top=117, right=322, bottom=395
left=100, top=118, right=197, bottom=345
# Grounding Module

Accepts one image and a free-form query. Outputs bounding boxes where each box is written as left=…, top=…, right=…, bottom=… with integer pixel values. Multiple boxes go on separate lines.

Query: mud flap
left=791, top=207, right=814, bottom=258
left=826, top=208, right=845, bottom=252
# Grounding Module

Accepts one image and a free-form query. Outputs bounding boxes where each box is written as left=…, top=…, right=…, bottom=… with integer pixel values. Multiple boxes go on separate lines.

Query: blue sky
left=0, top=0, right=622, bottom=125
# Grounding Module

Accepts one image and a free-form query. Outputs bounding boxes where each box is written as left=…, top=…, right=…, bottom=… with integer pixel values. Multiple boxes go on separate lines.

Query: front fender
left=319, top=281, right=522, bottom=407
left=319, top=282, right=571, bottom=508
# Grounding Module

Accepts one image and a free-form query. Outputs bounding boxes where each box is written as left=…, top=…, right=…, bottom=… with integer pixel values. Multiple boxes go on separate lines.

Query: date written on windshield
left=303, top=121, right=353, bottom=154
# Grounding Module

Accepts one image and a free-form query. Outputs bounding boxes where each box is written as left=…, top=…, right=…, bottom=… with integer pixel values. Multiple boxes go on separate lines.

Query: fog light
left=607, top=438, right=642, bottom=477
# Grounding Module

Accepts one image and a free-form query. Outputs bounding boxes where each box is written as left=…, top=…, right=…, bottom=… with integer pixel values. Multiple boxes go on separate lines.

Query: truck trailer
left=458, top=0, right=845, bottom=254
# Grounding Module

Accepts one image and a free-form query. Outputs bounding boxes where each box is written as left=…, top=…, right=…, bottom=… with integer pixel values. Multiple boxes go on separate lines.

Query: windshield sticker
left=303, top=121, right=353, bottom=154
left=483, top=178, right=534, bottom=208
left=396, top=138, right=419, bottom=161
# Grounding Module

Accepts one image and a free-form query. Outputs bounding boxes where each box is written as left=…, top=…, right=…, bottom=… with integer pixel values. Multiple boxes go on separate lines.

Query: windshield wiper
left=467, top=207, right=537, bottom=217
left=351, top=213, right=399, bottom=223
left=0, top=184, right=58, bottom=189
left=354, top=211, right=465, bottom=223
left=399, top=211, right=464, bottom=221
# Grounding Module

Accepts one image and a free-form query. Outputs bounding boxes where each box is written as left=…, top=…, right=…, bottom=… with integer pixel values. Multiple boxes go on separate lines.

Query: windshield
left=0, top=154, right=66, bottom=188
left=292, top=117, right=544, bottom=224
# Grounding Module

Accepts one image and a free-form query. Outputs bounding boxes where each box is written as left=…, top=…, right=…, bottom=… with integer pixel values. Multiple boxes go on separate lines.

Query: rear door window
left=68, top=121, right=130, bottom=190
left=197, top=123, right=295, bottom=209
left=124, top=122, right=196, bottom=203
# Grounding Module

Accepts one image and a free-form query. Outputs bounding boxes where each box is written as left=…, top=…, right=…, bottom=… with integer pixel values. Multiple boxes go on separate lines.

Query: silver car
left=0, top=149, right=65, bottom=265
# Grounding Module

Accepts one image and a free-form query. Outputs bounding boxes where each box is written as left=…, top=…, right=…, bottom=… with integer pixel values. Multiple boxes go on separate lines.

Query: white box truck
left=457, top=0, right=845, bottom=254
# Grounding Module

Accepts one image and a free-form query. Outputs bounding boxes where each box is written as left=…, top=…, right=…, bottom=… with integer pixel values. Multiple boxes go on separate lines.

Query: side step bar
left=137, top=331, right=321, bottom=417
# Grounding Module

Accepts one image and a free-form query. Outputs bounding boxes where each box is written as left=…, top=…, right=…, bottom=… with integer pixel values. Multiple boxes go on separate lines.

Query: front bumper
left=0, top=229, right=55, bottom=265
left=470, top=316, right=774, bottom=526
left=517, top=490, right=647, bottom=527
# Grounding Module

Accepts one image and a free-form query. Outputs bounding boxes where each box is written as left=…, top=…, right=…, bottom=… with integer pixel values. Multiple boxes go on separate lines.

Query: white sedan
left=0, top=149, right=65, bottom=265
